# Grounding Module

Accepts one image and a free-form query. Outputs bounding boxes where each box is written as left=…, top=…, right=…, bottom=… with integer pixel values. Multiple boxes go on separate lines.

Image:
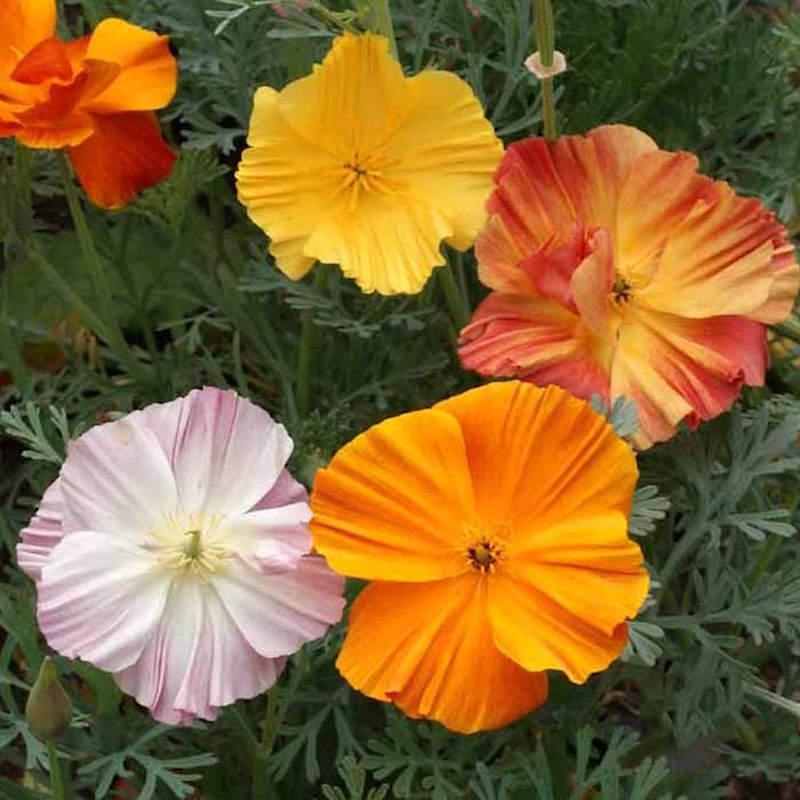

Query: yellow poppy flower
left=236, top=33, right=503, bottom=295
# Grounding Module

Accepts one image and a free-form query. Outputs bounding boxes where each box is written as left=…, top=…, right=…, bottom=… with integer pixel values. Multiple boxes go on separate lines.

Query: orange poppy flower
left=0, top=0, right=177, bottom=208
left=310, top=381, right=648, bottom=734
left=458, top=125, right=800, bottom=448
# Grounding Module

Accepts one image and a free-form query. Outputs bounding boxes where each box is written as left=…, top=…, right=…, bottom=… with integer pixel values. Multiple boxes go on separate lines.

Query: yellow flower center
left=334, top=148, right=404, bottom=211
left=146, top=512, right=231, bottom=580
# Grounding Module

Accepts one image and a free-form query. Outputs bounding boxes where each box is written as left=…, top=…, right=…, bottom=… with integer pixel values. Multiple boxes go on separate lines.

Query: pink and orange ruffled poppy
left=459, top=125, right=799, bottom=447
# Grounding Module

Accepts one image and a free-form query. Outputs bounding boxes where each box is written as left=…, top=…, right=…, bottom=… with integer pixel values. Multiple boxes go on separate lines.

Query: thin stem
left=56, top=154, right=148, bottom=380
left=296, top=266, right=328, bottom=420
left=47, top=742, right=70, bottom=800
left=356, top=0, right=398, bottom=57
left=437, top=263, right=471, bottom=332
left=533, top=0, right=558, bottom=140
left=251, top=690, right=280, bottom=800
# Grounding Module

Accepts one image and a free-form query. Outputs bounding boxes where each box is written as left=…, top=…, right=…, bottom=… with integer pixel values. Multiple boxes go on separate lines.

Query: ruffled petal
left=37, top=531, right=170, bottom=673
left=433, top=382, right=637, bottom=531
left=303, top=194, right=452, bottom=294
left=458, top=292, right=611, bottom=401
left=134, top=386, right=294, bottom=519
left=382, top=69, right=502, bottom=251
left=310, top=408, right=476, bottom=581
left=212, top=554, right=344, bottom=659
left=82, top=18, right=177, bottom=113
left=59, top=413, right=178, bottom=538
left=116, top=580, right=286, bottom=724
left=611, top=305, right=769, bottom=448
left=253, top=469, right=308, bottom=510
left=488, top=568, right=630, bottom=684
left=67, top=111, right=176, bottom=209
left=278, top=32, right=406, bottom=156
left=236, top=86, right=341, bottom=281
left=220, top=504, right=312, bottom=571
left=16, top=479, right=64, bottom=581
left=337, top=576, right=548, bottom=734
left=634, top=174, right=799, bottom=323
left=486, top=125, right=657, bottom=256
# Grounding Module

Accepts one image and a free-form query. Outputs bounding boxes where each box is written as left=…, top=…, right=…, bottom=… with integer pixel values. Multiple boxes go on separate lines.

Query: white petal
left=16, top=478, right=64, bottom=581
left=221, top=503, right=312, bottom=571
left=252, top=469, right=308, bottom=510
left=115, top=580, right=286, bottom=724
left=60, top=416, right=178, bottom=537
left=212, top=554, right=345, bottom=659
left=137, top=387, right=294, bottom=517
left=38, top=532, right=170, bottom=672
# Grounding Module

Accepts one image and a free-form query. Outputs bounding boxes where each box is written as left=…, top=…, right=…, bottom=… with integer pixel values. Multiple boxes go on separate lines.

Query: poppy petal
left=635, top=176, right=799, bottom=323
left=612, top=306, right=768, bottom=448
left=83, top=18, right=177, bottom=113
left=509, top=510, right=649, bottom=636
left=236, top=86, right=340, bottom=280
left=458, top=292, right=611, bottom=401
left=0, top=0, right=57, bottom=72
left=337, top=576, right=548, bottom=734
left=433, top=382, right=637, bottom=531
left=383, top=70, right=503, bottom=251
left=488, top=568, right=630, bottom=684
left=10, top=37, right=72, bottom=84
left=67, top=111, right=176, bottom=209
left=310, top=409, right=476, bottom=581
left=115, top=579, right=287, bottom=724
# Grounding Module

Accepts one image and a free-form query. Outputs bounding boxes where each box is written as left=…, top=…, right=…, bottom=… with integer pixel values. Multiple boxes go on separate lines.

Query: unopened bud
left=25, top=658, right=72, bottom=741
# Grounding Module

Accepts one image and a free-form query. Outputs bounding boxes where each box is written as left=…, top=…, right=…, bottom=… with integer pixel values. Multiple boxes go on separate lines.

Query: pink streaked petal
left=253, top=469, right=309, bottom=510
left=16, top=478, right=64, bottom=581
left=221, top=503, right=312, bottom=571
left=115, top=580, right=286, bottom=725
left=212, top=554, right=345, bottom=659
left=474, top=215, right=536, bottom=295
left=521, top=221, right=586, bottom=314
left=38, top=531, right=169, bottom=672
left=459, top=292, right=611, bottom=400
left=612, top=306, right=768, bottom=448
left=135, top=387, right=293, bottom=517
left=60, top=418, right=177, bottom=537
left=570, top=227, right=614, bottom=336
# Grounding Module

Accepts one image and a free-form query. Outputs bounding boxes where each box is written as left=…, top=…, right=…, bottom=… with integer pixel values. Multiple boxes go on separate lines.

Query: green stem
left=47, top=742, right=70, bottom=800
left=437, top=263, right=471, bottom=332
left=658, top=516, right=707, bottom=589
left=56, top=154, right=147, bottom=379
left=357, top=0, right=398, bottom=57
left=251, top=690, right=280, bottom=800
left=533, top=0, right=558, bottom=140
left=296, top=266, right=328, bottom=420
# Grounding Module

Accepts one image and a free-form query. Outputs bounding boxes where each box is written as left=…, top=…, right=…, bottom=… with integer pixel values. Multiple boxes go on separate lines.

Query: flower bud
left=25, top=658, right=72, bottom=741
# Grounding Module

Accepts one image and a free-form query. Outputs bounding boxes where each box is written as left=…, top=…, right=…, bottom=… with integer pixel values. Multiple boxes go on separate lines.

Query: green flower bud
left=25, top=658, right=72, bottom=742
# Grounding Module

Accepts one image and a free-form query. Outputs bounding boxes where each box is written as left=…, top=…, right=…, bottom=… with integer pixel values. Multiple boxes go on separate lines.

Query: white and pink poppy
left=17, top=387, right=345, bottom=725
